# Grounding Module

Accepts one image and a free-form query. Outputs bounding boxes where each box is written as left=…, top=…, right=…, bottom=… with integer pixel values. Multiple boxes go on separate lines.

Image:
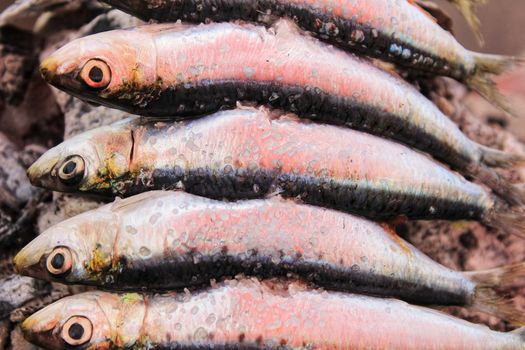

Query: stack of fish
left=10, top=0, right=525, bottom=348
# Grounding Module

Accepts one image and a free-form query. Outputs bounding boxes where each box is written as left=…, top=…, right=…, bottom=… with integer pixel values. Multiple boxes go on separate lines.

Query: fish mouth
left=27, top=154, right=79, bottom=193
left=21, top=305, right=62, bottom=349
left=39, top=57, right=58, bottom=83
left=13, top=240, right=48, bottom=280
left=40, top=67, right=109, bottom=109
left=40, top=63, right=83, bottom=97
left=27, top=162, right=53, bottom=188
left=40, top=57, right=92, bottom=102
left=26, top=158, right=60, bottom=190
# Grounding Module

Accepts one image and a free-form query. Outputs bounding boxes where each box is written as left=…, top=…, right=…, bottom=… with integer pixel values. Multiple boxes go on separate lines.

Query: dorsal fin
left=110, top=191, right=173, bottom=212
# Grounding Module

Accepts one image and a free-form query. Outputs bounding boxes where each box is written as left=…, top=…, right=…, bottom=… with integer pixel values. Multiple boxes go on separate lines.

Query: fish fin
left=450, top=0, right=486, bottom=45
left=264, top=188, right=285, bottom=199
left=466, top=262, right=525, bottom=289
left=479, top=145, right=525, bottom=168
left=466, top=262, right=525, bottom=325
left=272, top=18, right=306, bottom=40
left=468, top=164, right=524, bottom=206
left=469, top=52, right=523, bottom=115
left=471, top=287, right=524, bottom=325
left=111, top=191, right=172, bottom=211
left=486, top=207, right=525, bottom=239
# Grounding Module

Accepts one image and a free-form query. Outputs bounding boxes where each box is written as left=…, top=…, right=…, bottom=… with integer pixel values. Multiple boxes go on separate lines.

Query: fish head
left=40, top=28, right=158, bottom=111
left=27, top=119, right=135, bottom=194
left=21, top=292, right=122, bottom=350
left=14, top=207, right=118, bottom=285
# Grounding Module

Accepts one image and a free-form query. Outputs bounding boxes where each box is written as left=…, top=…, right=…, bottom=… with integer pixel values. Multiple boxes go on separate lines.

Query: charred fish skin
left=39, top=20, right=525, bottom=198
left=27, top=107, right=493, bottom=222
left=21, top=280, right=525, bottom=350
left=14, top=191, right=476, bottom=307
left=101, top=0, right=475, bottom=81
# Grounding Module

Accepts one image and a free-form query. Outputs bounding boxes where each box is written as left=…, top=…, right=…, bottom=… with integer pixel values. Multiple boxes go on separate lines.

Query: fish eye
left=57, top=155, right=85, bottom=186
left=80, top=59, right=111, bottom=89
left=46, top=247, right=72, bottom=275
left=61, top=316, right=92, bottom=346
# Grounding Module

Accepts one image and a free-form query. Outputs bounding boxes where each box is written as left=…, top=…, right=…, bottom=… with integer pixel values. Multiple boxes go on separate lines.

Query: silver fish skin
left=21, top=279, right=525, bottom=350
left=14, top=191, right=478, bottom=308
left=38, top=21, right=525, bottom=204
left=26, top=107, right=499, bottom=224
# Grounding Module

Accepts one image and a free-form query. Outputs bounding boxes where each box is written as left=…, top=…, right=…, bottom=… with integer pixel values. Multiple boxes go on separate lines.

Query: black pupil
left=68, top=323, right=84, bottom=340
left=63, top=161, right=76, bottom=175
left=88, top=66, right=103, bottom=83
left=51, top=253, right=64, bottom=269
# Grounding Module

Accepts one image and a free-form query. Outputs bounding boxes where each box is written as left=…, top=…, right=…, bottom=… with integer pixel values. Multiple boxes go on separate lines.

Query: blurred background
left=433, top=0, right=525, bottom=55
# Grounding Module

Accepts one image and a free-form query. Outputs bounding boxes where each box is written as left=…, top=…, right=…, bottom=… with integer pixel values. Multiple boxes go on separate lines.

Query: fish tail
left=469, top=52, right=523, bottom=114
left=468, top=163, right=524, bottom=206
left=479, top=145, right=525, bottom=168
left=466, top=263, right=525, bottom=325
left=467, top=262, right=525, bottom=291
left=471, top=287, right=524, bottom=325
left=450, top=0, right=487, bottom=45
left=486, top=207, right=525, bottom=239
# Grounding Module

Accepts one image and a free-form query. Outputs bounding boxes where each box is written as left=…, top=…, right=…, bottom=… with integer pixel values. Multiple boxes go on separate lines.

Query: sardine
left=38, top=21, right=524, bottom=204
left=14, top=190, right=525, bottom=321
left=97, top=0, right=512, bottom=106
left=21, top=279, right=525, bottom=350
left=26, top=107, right=525, bottom=235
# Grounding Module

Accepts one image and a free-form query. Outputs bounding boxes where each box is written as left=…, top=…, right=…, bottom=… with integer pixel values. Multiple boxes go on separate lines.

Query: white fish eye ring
left=57, top=155, right=85, bottom=185
left=80, top=59, right=111, bottom=89
left=61, top=316, right=93, bottom=346
left=46, top=246, right=72, bottom=275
